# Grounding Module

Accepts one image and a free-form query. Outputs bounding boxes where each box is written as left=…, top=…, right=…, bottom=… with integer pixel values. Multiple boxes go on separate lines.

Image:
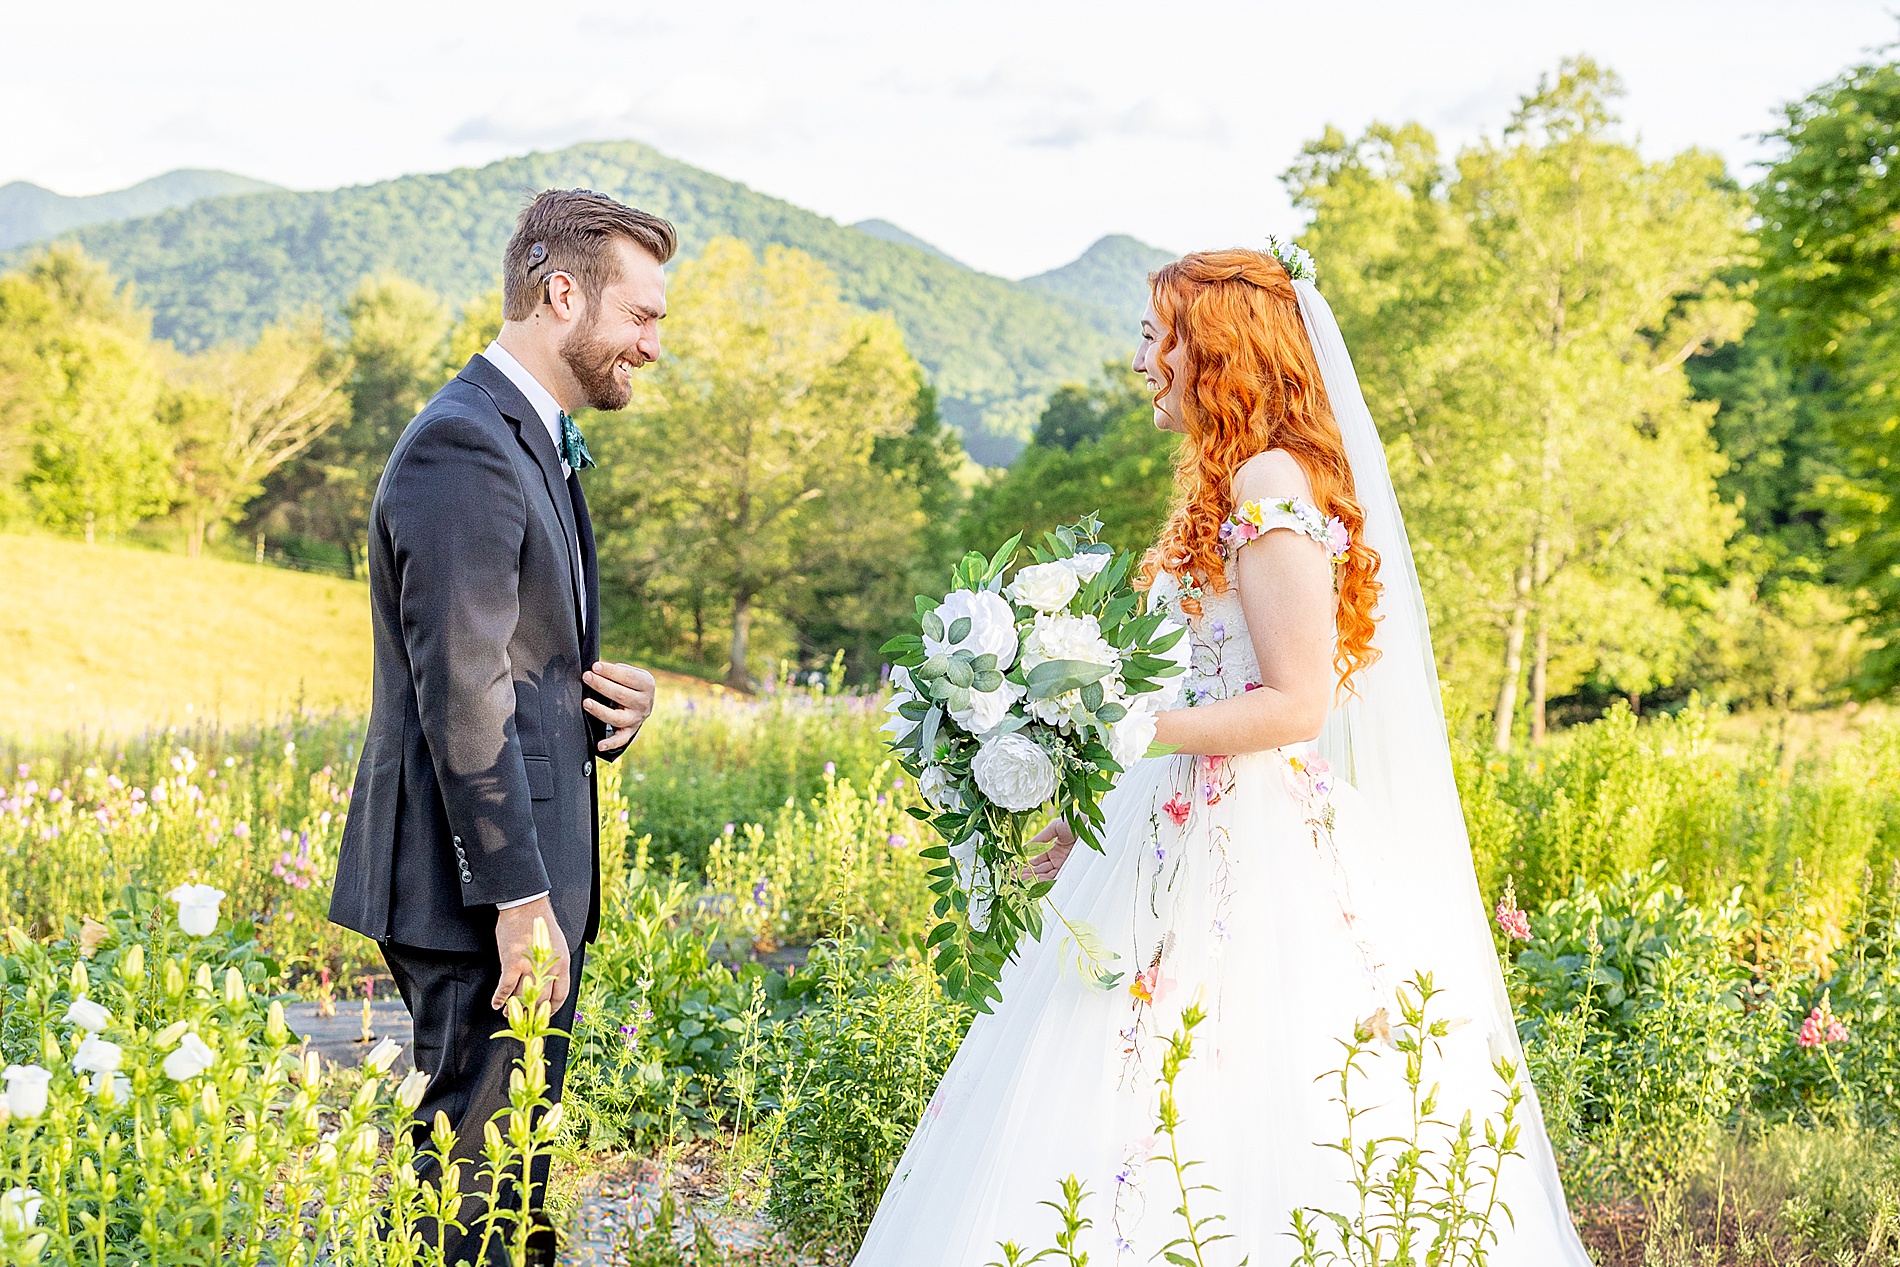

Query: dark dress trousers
left=331, top=353, right=619, bottom=1262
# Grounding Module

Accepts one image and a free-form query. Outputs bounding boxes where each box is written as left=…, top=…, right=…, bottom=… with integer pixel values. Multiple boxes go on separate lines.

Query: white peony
left=162, top=1032, right=216, bottom=1082
left=63, top=998, right=111, bottom=1033
left=970, top=733, right=1060, bottom=812
left=924, top=589, right=1018, bottom=670
left=1108, top=701, right=1162, bottom=768
left=2, top=1065, right=50, bottom=1120
left=949, top=678, right=1026, bottom=736
left=1020, top=612, right=1117, bottom=674
left=1005, top=562, right=1080, bottom=614
left=1061, top=550, right=1112, bottom=582
left=918, top=764, right=964, bottom=813
left=71, top=1035, right=122, bottom=1077
left=1019, top=612, right=1123, bottom=728
left=168, top=883, right=226, bottom=938
left=0, top=1187, right=39, bottom=1233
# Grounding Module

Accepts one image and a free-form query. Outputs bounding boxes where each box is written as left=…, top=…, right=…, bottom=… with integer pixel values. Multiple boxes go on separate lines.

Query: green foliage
left=765, top=940, right=968, bottom=1252
left=26, top=140, right=1129, bottom=461
left=1756, top=51, right=1900, bottom=694
left=1291, top=975, right=1526, bottom=1266
left=1455, top=704, right=1900, bottom=917
left=1293, top=59, right=1752, bottom=742
left=0, top=868, right=571, bottom=1265
left=593, top=238, right=929, bottom=688
left=964, top=365, right=1177, bottom=557
left=0, top=247, right=173, bottom=537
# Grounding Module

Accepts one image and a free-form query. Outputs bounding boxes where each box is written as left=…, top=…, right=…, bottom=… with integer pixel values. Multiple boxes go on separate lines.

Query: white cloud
left=0, top=0, right=1893, bottom=277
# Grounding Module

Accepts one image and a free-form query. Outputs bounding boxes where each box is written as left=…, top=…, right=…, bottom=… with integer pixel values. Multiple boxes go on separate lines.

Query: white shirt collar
left=482, top=340, right=569, bottom=477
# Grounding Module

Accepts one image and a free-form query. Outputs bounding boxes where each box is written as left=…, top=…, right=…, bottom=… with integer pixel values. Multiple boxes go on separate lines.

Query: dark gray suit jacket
left=331, top=355, right=618, bottom=954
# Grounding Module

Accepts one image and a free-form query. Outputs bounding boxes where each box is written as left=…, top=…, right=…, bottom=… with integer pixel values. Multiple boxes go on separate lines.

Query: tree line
left=1, top=52, right=1895, bottom=740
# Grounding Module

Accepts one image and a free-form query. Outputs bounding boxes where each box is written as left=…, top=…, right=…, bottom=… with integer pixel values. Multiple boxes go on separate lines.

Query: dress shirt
left=479, top=341, right=585, bottom=913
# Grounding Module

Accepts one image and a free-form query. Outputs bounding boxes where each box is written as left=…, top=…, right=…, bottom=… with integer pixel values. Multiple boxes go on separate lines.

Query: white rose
left=918, top=764, right=964, bottom=813
left=71, top=1035, right=122, bottom=1076
left=63, top=998, right=111, bottom=1033
left=970, top=733, right=1060, bottom=812
left=924, top=589, right=1018, bottom=671
left=168, top=883, right=226, bottom=938
left=2, top=1066, right=50, bottom=1120
left=0, top=1187, right=40, bottom=1234
left=1108, top=701, right=1161, bottom=768
left=1006, top=562, right=1080, bottom=614
left=1061, top=550, right=1112, bottom=582
left=162, top=1032, right=216, bottom=1082
left=950, top=678, right=1026, bottom=736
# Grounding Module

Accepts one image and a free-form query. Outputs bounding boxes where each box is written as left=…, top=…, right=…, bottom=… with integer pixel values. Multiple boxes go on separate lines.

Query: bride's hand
left=1026, top=818, right=1078, bottom=884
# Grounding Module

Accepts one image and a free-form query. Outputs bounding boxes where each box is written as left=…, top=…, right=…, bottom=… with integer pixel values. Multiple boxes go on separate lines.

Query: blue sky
left=5, top=0, right=1894, bottom=277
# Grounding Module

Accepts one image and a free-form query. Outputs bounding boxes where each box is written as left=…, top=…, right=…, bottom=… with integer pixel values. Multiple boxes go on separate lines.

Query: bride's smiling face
left=1132, top=300, right=1186, bottom=434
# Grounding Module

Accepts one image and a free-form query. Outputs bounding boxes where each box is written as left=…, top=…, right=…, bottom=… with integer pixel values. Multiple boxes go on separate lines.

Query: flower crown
left=1263, top=233, right=1316, bottom=283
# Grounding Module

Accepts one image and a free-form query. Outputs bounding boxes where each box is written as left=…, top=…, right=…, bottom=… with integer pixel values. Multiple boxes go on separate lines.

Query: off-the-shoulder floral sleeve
left=1220, top=498, right=1350, bottom=562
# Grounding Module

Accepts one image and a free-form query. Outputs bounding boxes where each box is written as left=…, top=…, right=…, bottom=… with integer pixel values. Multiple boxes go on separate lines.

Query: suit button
left=582, top=760, right=594, bottom=777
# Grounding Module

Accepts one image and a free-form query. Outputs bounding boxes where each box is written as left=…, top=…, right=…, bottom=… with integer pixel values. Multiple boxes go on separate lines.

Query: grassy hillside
left=0, top=170, right=279, bottom=251
left=25, top=142, right=1136, bottom=462
left=0, top=534, right=371, bottom=736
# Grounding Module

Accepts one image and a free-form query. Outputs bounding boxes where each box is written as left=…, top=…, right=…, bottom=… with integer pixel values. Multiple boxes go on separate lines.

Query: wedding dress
left=851, top=283, right=1592, bottom=1266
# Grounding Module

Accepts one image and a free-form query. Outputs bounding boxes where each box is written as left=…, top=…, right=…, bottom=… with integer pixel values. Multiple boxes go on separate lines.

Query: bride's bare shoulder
left=1230, top=449, right=1315, bottom=504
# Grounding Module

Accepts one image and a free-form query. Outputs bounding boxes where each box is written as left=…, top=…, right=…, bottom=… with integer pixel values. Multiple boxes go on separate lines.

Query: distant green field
left=0, top=533, right=370, bottom=736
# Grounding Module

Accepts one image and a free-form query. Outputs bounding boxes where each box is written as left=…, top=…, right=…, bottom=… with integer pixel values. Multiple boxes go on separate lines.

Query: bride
left=852, top=247, right=1593, bottom=1264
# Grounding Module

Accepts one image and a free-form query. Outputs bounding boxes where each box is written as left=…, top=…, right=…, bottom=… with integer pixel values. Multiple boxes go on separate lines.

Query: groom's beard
left=561, top=312, right=636, bottom=412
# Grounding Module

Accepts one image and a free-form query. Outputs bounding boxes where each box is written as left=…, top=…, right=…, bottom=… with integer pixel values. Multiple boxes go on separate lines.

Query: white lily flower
left=0, top=1187, right=39, bottom=1233
left=1, top=1066, right=51, bottom=1120
left=395, top=1068, right=432, bottom=1112
left=71, top=1035, right=123, bottom=1077
left=162, top=1032, right=216, bottom=1082
left=62, top=998, right=111, bottom=1033
left=167, top=883, right=227, bottom=938
left=365, top=1037, right=403, bottom=1074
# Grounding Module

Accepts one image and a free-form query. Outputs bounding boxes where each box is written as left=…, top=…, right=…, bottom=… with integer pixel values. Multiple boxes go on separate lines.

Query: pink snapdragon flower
left=1798, top=992, right=1849, bottom=1048
left=1495, top=879, right=1532, bottom=942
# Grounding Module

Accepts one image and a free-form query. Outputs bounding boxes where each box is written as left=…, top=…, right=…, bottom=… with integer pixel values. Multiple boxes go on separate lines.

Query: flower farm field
left=4, top=696, right=1900, bottom=1263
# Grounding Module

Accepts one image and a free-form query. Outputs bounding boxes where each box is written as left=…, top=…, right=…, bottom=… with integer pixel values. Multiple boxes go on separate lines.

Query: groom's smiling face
left=562, top=236, right=668, bottom=411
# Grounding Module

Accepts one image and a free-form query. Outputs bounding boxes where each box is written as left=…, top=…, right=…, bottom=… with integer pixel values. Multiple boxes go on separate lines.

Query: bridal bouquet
left=881, top=515, right=1190, bottom=1009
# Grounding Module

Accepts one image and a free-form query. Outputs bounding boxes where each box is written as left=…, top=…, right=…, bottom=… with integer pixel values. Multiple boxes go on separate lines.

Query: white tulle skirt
left=853, top=747, right=1592, bottom=1266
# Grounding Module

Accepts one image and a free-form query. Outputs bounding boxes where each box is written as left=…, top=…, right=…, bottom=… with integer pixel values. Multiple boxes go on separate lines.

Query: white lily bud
left=364, top=1037, right=401, bottom=1074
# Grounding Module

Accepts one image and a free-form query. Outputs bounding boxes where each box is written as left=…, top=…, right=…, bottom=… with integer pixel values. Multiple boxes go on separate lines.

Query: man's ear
left=546, top=272, right=582, bottom=323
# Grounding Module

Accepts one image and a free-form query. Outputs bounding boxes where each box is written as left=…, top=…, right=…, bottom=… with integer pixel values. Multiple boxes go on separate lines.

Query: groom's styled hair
left=502, top=189, right=678, bottom=321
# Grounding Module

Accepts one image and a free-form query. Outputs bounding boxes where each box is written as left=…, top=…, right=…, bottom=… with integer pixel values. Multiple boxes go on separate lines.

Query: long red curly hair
left=1137, top=248, right=1382, bottom=691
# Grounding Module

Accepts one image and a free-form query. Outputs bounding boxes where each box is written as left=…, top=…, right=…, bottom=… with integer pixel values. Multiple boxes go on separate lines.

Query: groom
left=331, top=188, right=674, bottom=1263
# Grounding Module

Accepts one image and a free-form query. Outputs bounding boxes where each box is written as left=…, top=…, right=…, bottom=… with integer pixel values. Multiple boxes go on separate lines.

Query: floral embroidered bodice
left=1145, top=496, right=1341, bottom=707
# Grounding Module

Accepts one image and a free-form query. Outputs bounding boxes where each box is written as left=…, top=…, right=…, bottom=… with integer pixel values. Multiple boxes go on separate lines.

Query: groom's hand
left=583, top=661, right=656, bottom=752
left=492, top=897, right=572, bottom=1011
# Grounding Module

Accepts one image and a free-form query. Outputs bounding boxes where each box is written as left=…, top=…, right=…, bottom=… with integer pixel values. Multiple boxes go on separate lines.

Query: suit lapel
left=458, top=356, right=585, bottom=644
left=571, top=474, right=601, bottom=667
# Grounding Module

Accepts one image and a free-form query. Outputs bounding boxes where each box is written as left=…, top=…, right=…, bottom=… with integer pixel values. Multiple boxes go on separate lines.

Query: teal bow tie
left=558, top=411, right=595, bottom=472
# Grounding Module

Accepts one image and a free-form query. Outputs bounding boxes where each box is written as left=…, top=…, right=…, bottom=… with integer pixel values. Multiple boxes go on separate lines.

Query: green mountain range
left=0, top=169, right=280, bottom=252
left=1025, top=233, right=1176, bottom=329
left=7, top=143, right=1162, bottom=462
